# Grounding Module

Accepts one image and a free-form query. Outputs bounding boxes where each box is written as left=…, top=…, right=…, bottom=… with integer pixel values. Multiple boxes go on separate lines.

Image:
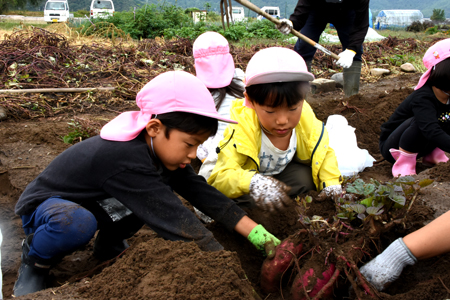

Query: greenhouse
left=375, top=10, right=423, bottom=29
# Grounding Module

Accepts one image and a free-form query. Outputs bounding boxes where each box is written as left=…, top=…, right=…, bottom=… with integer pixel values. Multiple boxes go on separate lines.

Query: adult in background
left=276, top=0, right=370, bottom=97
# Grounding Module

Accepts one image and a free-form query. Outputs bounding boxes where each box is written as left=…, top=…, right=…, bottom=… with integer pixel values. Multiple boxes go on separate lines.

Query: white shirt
left=258, top=129, right=297, bottom=175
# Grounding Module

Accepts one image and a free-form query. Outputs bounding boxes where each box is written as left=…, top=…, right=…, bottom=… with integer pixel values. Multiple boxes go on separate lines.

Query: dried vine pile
left=0, top=27, right=443, bottom=120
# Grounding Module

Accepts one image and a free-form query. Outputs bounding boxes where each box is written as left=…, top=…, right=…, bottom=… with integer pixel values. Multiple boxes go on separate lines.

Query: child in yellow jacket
left=207, top=47, right=342, bottom=212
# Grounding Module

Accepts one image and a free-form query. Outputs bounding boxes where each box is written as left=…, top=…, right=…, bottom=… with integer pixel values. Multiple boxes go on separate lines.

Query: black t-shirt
left=380, top=84, right=450, bottom=152
left=16, top=132, right=247, bottom=251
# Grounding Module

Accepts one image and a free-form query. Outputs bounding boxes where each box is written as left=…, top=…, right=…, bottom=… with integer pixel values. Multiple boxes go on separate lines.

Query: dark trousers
left=234, top=159, right=316, bottom=205
left=380, top=117, right=437, bottom=163
left=293, top=9, right=363, bottom=62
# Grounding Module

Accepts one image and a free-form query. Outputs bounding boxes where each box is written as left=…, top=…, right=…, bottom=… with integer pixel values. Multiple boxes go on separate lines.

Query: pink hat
left=245, top=47, right=315, bottom=87
left=193, top=31, right=235, bottom=89
left=415, top=38, right=450, bottom=90
left=100, top=71, right=237, bottom=142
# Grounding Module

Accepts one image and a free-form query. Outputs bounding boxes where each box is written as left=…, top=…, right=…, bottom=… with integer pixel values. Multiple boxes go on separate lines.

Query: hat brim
left=414, top=68, right=431, bottom=90
left=246, top=71, right=314, bottom=87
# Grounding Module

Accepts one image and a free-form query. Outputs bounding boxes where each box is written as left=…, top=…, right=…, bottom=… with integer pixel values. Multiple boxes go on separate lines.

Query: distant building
left=189, top=10, right=206, bottom=24
left=375, top=9, right=423, bottom=29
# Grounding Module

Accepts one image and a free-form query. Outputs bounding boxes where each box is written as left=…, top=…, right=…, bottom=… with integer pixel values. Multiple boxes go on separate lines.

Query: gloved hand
left=336, top=49, right=356, bottom=68
left=319, top=185, right=342, bottom=198
left=249, top=173, right=292, bottom=212
left=360, top=238, right=417, bottom=291
left=247, top=224, right=280, bottom=257
left=276, top=19, right=293, bottom=34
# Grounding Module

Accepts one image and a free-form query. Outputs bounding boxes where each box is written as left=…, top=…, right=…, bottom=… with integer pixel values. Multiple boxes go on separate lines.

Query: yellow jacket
left=208, top=98, right=342, bottom=198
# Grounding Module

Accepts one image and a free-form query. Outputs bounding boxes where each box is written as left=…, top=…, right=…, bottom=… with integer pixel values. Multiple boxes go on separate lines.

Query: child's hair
left=152, top=112, right=218, bottom=138
left=246, top=81, right=310, bottom=108
left=209, top=78, right=245, bottom=110
left=427, top=57, right=450, bottom=92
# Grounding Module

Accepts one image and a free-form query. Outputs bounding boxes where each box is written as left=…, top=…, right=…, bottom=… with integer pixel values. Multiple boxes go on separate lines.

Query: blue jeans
left=294, top=9, right=363, bottom=62
left=21, top=197, right=97, bottom=260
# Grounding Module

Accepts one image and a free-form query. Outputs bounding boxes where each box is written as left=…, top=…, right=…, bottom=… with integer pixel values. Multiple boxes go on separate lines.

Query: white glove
left=360, top=238, right=417, bottom=291
left=249, top=174, right=291, bottom=212
left=320, top=185, right=342, bottom=198
left=276, top=19, right=293, bottom=35
left=336, top=49, right=356, bottom=69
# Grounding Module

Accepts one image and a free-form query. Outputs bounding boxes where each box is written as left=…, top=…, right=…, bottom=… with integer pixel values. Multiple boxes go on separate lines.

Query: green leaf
left=418, top=178, right=434, bottom=188
left=366, top=206, right=384, bottom=216
left=305, top=195, right=313, bottom=203
left=360, top=196, right=373, bottom=207
left=389, top=194, right=406, bottom=206
left=363, top=184, right=376, bottom=196
left=337, top=213, right=348, bottom=219
left=395, top=176, right=415, bottom=184
left=351, top=204, right=366, bottom=214
left=376, top=185, right=391, bottom=195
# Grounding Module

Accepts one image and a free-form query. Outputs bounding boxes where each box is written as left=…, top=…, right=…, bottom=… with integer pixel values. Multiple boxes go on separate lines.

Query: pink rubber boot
left=422, top=148, right=449, bottom=166
left=389, top=148, right=417, bottom=177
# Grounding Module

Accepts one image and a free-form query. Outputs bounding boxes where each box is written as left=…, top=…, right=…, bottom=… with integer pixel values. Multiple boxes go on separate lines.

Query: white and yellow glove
left=336, top=49, right=356, bottom=68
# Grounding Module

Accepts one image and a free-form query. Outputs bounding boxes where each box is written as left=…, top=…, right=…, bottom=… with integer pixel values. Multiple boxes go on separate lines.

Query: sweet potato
left=290, top=263, right=337, bottom=300
left=260, top=238, right=303, bottom=293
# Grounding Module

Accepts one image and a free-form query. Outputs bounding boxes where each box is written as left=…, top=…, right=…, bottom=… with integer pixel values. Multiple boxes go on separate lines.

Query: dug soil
left=2, top=32, right=450, bottom=300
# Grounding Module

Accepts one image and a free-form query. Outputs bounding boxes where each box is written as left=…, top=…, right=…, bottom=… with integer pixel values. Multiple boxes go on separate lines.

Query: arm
left=169, top=165, right=247, bottom=231
left=289, top=0, right=312, bottom=31
left=207, top=128, right=257, bottom=199
left=403, top=210, right=450, bottom=259
left=346, top=0, right=370, bottom=53
left=103, top=168, right=224, bottom=251
left=412, top=98, right=450, bottom=153
left=317, top=144, right=342, bottom=190
left=360, top=210, right=450, bottom=291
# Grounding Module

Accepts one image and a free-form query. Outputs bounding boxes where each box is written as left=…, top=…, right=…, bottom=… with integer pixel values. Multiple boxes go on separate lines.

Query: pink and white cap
left=193, top=31, right=235, bottom=88
left=245, top=47, right=314, bottom=87
left=100, top=71, right=237, bottom=142
left=415, top=38, right=450, bottom=90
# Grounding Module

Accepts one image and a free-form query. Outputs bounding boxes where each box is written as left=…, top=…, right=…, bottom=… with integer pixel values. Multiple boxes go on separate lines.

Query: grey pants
left=234, top=159, right=316, bottom=205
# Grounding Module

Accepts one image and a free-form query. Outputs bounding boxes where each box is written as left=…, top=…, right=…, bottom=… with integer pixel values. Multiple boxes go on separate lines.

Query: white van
left=229, top=7, right=245, bottom=22
left=90, top=0, right=115, bottom=19
left=43, top=0, right=70, bottom=23
left=257, top=6, right=281, bottom=21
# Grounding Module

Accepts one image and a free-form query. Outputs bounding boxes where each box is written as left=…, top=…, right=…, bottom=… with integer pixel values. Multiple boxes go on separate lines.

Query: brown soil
left=2, top=34, right=450, bottom=300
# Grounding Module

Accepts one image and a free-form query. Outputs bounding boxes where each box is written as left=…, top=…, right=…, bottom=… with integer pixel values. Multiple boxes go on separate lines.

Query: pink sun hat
left=245, top=47, right=315, bottom=87
left=415, top=38, right=450, bottom=90
left=193, top=31, right=235, bottom=88
left=101, top=71, right=237, bottom=142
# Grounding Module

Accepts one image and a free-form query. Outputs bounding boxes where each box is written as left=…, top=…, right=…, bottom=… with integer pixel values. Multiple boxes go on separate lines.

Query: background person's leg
left=332, top=10, right=363, bottom=96
left=293, top=10, right=328, bottom=68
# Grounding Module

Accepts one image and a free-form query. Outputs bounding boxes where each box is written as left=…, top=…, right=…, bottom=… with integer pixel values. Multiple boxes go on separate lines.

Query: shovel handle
left=233, top=0, right=341, bottom=60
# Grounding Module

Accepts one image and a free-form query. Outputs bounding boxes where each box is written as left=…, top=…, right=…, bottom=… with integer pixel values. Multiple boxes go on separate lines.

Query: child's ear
left=243, top=91, right=255, bottom=109
left=145, top=119, right=162, bottom=137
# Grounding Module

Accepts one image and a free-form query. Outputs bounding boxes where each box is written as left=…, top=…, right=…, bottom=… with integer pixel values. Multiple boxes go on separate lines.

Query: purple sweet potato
left=290, top=263, right=337, bottom=300
left=260, top=238, right=303, bottom=293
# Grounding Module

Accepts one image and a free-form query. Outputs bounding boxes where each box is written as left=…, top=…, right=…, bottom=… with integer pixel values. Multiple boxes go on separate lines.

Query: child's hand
left=318, top=185, right=342, bottom=200
left=247, top=224, right=280, bottom=257
left=249, top=174, right=292, bottom=212
left=360, top=238, right=417, bottom=291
